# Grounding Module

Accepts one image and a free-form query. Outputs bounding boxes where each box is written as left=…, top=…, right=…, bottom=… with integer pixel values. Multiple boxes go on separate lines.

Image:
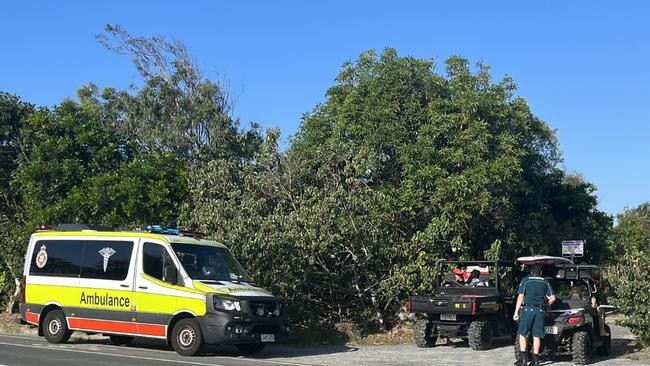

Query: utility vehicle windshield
left=171, top=243, right=252, bottom=282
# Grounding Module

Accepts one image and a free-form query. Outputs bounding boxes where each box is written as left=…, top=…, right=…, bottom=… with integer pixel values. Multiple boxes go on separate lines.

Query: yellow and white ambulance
left=19, top=224, right=289, bottom=356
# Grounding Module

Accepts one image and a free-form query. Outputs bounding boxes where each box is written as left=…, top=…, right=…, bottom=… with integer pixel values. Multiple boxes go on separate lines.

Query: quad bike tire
left=572, top=330, right=591, bottom=365
left=468, top=320, right=493, bottom=350
left=414, top=319, right=436, bottom=348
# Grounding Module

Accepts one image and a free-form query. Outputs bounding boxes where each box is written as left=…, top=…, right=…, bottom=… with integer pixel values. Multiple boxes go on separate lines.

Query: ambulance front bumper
left=198, top=311, right=290, bottom=345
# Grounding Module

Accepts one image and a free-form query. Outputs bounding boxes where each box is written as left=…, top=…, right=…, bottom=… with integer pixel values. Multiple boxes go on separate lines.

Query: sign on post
left=562, top=240, right=585, bottom=258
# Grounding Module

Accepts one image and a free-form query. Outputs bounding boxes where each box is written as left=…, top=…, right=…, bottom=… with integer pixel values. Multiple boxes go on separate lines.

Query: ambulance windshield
left=171, top=243, right=252, bottom=282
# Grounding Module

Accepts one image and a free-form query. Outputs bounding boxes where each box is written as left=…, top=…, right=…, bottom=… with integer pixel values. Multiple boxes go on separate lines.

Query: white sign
left=562, top=240, right=585, bottom=257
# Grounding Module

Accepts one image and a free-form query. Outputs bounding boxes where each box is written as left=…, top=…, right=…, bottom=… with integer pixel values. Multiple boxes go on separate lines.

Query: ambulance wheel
left=171, top=318, right=203, bottom=356
left=43, top=309, right=72, bottom=344
left=236, top=343, right=266, bottom=354
left=109, top=335, right=134, bottom=345
left=468, top=320, right=493, bottom=350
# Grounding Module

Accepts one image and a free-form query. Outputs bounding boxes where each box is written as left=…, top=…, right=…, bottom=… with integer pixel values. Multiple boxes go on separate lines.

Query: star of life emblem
left=98, top=247, right=116, bottom=272
left=35, top=245, right=48, bottom=268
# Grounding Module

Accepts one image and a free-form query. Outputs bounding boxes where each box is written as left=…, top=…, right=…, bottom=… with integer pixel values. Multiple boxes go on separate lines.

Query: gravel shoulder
left=259, top=323, right=648, bottom=366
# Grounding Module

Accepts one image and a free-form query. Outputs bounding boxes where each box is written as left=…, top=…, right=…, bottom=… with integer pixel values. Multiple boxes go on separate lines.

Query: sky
left=1, top=1, right=648, bottom=216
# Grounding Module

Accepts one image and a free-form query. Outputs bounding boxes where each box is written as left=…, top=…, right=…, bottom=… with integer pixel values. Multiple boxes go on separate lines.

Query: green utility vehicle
left=408, top=260, right=520, bottom=350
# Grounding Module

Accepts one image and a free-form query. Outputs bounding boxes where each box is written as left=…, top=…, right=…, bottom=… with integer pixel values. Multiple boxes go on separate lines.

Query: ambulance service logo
left=35, top=245, right=48, bottom=268
left=98, top=247, right=116, bottom=272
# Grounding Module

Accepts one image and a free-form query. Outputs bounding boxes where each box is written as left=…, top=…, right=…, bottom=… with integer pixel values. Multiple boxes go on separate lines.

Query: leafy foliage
left=0, top=93, right=33, bottom=310
left=609, top=202, right=650, bottom=345
left=182, top=49, right=613, bottom=327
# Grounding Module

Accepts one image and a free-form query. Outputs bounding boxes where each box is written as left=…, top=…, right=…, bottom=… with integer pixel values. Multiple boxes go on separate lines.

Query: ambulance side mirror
left=164, top=265, right=179, bottom=285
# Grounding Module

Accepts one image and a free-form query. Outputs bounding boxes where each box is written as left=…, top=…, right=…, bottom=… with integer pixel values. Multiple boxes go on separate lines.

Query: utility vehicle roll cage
left=545, top=264, right=605, bottom=297
left=435, top=260, right=516, bottom=292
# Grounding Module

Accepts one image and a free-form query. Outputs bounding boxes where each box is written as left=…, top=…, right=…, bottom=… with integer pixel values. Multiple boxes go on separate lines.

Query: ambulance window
left=29, top=240, right=83, bottom=277
left=81, top=241, right=134, bottom=281
left=143, top=243, right=175, bottom=281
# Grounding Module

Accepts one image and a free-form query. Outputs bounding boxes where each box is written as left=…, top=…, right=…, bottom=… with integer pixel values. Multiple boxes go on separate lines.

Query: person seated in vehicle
left=569, top=285, right=583, bottom=299
left=568, top=284, right=608, bottom=336
left=467, top=269, right=489, bottom=287
left=452, top=265, right=466, bottom=285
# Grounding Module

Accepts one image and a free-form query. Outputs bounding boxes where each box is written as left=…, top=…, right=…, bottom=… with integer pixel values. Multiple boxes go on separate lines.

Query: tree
left=0, top=92, right=33, bottom=312
left=609, top=202, right=650, bottom=345
left=183, top=49, right=613, bottom=328
left=97, top=24, right=259, bottom=165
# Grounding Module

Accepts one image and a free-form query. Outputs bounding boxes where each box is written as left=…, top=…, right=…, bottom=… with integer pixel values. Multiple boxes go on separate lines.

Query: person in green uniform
left=513, top=263, right=556, bottom=366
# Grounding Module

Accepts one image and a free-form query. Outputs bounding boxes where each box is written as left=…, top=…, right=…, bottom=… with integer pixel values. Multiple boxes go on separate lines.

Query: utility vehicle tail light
left=567, top=316, right=582, bottom=325
left=407, top=299, right=412, bottom=313
left=471, top=302, right=477, bottom=315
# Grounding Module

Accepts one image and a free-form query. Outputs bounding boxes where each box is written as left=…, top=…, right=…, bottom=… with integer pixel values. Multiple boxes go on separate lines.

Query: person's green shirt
left=517, top=275, right=554, bottom=305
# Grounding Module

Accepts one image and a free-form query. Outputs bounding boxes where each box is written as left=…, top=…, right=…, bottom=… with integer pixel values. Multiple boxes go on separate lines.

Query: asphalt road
left=0, top=324, right=647, bottom=366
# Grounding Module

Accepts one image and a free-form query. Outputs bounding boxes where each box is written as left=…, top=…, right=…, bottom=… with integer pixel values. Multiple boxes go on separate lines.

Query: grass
left=0, top=312, right=35, bottom=334
left=284, top=323, right=414, bottom=347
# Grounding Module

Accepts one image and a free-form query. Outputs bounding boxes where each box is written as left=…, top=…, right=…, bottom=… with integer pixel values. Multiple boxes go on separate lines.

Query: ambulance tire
left=236, top=343, right=266, bottom=354
left=171, top=318, right=203, bottom=356
left=109, top=335, right=134, bottom=345
left=43, top=309, right=72, bottom=344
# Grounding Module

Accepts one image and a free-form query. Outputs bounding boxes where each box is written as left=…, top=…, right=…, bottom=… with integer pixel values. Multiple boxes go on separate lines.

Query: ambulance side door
left=134, top=240, right=181, bottom=338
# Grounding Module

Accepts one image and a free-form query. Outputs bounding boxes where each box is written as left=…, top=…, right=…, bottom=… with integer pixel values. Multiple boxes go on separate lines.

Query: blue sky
left=1, top=1, right=648, bottom=216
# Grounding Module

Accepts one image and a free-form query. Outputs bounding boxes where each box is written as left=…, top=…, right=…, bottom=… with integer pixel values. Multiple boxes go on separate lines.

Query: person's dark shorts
left=518, top=305, right=545, bottom=338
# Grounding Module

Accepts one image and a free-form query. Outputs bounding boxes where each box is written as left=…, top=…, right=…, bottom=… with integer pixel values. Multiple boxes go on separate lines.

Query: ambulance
left=19, top=224, right=289, bottom=356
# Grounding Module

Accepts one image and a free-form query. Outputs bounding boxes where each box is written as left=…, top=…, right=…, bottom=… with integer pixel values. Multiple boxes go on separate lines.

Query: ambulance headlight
left=213, top=298, right=241, bottom=312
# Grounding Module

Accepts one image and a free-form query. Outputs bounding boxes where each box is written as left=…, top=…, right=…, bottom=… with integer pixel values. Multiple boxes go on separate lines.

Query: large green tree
left=183, top=49, right=613, bottom=328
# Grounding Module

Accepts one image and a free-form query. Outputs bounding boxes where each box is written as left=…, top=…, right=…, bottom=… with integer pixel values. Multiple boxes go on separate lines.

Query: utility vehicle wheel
left=572, top=330, right=591, bottom=365
left=236, top=343, right=266, bottom=354
left=43, top=309, right=72, bottom=344
left=109, top=335, right=134, bottom=345
left=414, top=319, right=436, bottom=348
left=514, top=333, right=532, bottom=365
left=171, top=318, right=203, bottom=356
left=468, top=320, right=493, bottom=350
left=597, top=325, right=611, bottom=356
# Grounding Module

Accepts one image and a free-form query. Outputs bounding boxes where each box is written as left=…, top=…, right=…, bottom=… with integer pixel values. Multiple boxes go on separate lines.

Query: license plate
left=440, top=313, right=456, bottom=321
left=545, top=326, right=558, bottom=335
left=261, top=334, right=275, bottom=342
